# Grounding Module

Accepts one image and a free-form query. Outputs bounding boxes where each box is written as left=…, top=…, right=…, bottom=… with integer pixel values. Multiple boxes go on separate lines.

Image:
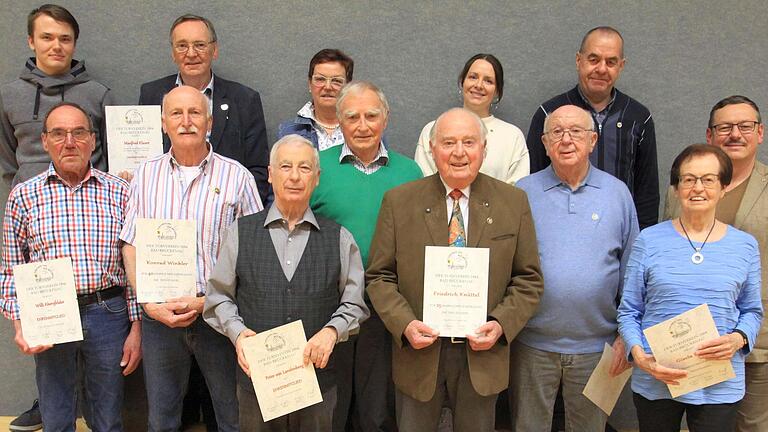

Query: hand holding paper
left=404, top=320, right=438, bottom=349
left=467, top=320, right=503, bottom=351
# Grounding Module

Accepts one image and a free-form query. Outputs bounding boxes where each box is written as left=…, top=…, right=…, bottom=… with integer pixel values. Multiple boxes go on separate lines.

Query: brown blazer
left=366, top=173, right=544, bottom=401
left=664, top=161, right=768, bottom=361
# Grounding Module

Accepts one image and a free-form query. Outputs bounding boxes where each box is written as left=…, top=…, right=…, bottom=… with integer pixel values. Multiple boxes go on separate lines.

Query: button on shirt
left=204, top=205, right=369, bottom=344
left=120, top=146, right=263, bottom=295
left=1, top=165, right=139, bottom=321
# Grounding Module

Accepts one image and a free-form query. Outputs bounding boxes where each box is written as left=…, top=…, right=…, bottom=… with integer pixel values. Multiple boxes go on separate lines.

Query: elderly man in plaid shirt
left=0, top=101, right=141, bottom=431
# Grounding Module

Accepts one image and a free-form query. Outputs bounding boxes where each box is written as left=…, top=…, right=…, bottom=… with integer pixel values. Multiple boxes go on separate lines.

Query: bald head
left=429, top=108, right=487, bottom=189
left=542, top=105, right=597, bottom=183
left=543, top=105, right=594, bottom=133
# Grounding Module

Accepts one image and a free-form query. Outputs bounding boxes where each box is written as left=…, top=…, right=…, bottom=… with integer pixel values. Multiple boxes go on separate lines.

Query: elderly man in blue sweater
left=509, top=105, right=638, bottom=431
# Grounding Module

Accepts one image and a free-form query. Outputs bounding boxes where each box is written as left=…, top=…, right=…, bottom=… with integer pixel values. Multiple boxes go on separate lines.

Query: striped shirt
left=120, top=146, right=263, bottom=295
left=0, top=164, right=138, bottom=321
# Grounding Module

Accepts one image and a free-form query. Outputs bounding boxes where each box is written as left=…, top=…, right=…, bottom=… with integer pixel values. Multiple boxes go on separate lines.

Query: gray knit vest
left=235, top=209, right=341, bottom=391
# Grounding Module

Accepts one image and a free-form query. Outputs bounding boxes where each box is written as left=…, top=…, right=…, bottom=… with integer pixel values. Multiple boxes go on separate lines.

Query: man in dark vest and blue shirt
left=204, top=134, right=370, bottom=431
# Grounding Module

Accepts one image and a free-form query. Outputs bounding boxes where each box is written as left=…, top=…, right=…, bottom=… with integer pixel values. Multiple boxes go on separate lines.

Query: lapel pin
left=484, top=201, right=489, bottom=207
left=617, top=122, right=622, bottom=128
left=592, top=213, right=599, bottom=221
left=211, top=186, right=220, bottom=194
left=486, top=217, right=493, bottom=224
left=220, top=104, right=229, bottom=111
left=425, top=208, right=431, bottom=213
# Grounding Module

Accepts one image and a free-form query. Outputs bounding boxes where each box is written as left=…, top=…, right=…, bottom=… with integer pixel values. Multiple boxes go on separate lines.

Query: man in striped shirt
left=0, top=101, right=141, bottom=431
left=121, top=85, right=262, bottom=432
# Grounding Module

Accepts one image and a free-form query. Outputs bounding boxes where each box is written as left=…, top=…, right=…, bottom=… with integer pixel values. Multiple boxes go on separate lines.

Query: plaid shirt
left=120, top=147, right=263, bottom=295
left=0, top=164, right=138, bottom=321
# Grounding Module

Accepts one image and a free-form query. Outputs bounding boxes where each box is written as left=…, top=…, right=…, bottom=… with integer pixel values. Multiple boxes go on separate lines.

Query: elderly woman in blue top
left=618, top=144, right=762, bottom=432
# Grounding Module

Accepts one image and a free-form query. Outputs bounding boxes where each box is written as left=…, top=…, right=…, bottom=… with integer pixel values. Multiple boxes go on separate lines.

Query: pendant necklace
left=678, top=218, right=716, bottom=265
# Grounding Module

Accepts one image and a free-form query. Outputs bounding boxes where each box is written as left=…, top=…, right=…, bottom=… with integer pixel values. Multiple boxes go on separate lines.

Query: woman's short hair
left=308, top=49, right=354, bottom=83
left=670, top=144, right=733, bottom=188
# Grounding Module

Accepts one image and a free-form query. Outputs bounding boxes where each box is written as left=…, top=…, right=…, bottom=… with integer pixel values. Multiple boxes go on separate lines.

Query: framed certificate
left=242, top=320, right=323, bottom=422
left=14, top=257, right=83, bottom=346
left=423, top=246, right=489, bottom=338
left=105, top=105, right=163, bottom=174
left=135, top=218, right=197, bottom=303
left=643, top=303, right=735, bottom=397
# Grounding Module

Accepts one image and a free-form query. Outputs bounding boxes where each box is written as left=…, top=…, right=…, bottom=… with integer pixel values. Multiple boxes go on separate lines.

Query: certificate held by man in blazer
left=366, top=108, right=544, bottom=432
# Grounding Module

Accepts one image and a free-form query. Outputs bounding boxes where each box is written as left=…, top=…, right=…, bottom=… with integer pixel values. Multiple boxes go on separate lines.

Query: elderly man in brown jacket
left=366, top=108, right=544, bottom=432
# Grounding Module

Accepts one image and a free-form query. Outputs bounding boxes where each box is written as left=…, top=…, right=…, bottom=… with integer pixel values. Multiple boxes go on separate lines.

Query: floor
left=0, top=417, right=208, bottom=431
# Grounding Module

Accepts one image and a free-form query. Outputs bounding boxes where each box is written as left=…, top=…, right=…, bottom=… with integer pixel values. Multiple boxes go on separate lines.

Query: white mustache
left=176, top=125, right=199, bottom=134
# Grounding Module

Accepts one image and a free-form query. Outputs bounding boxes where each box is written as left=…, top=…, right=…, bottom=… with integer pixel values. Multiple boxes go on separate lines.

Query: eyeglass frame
left=172, top=40, right=216, bottom=54
left=43, top=128, right=94, bottom=143
left=544, top=127, right=594, bottom=142
left=709, top=121, right=761, bottom=136
left=310, top=74, right=347, bottom=89
left=677, top=173, right=720, bottom=189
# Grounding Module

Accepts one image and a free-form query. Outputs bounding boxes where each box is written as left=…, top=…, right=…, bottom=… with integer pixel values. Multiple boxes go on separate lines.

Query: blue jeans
left=508, top=341, right=606, bottom=432
left=35, top=295, right=130, bottom=432
left=141, top=315, right=238, bottom=432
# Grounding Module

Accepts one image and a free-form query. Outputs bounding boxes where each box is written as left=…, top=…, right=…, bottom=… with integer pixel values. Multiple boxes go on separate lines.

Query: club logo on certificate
left=135, top=218, right=197, bottom=303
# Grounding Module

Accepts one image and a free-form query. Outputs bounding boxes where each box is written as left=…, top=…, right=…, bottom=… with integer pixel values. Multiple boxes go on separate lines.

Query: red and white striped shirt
left=120, top=147, right=263, bottom=295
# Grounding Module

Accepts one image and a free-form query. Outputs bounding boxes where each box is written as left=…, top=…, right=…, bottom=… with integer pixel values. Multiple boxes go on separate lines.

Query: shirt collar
left=264, top=204, right=320, bottom=230
left=44, top=162, right=102, bottom=186
left=339, top=142, right=389, bottom=166
left=175, top=72, right=215, bottom=96
left=297, top=101, right=315, bottom=120
left=439, top=177, right=471, bottom=199
left=576, top=85, right=616, bottom=114
left=167, top=143, right=213, bottom=172
left=541, top=163, right=600, bottom=191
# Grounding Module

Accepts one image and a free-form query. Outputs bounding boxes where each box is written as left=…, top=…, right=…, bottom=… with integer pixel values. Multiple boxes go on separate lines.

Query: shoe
left=9, top=399, right=42, bottom=431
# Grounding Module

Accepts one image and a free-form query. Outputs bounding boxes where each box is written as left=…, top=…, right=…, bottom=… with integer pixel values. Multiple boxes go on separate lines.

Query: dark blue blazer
left=139, top=73, right=272, bottom=204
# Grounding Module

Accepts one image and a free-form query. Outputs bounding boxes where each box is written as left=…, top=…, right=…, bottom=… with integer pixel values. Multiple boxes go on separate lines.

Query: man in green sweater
left=310, top=81, right=422, bottom=432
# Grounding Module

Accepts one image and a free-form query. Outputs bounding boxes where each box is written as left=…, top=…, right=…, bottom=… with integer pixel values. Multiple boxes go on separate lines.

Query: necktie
left=448, top=189, right=466, bottom=247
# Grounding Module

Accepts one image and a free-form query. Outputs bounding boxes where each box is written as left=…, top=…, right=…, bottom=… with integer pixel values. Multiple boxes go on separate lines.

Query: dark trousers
left=352, top=313, right=397, bottom=432
left=238, top=383, right=337, bottom=431
left=633, top=392, right=740, bottom=432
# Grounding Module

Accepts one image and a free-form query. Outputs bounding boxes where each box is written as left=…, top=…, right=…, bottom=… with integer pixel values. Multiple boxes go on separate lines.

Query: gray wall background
left=1, top=0, right=767, bottom=416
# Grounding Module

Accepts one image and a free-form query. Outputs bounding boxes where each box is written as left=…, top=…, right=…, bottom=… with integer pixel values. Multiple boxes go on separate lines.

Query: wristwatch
left=734, top=330, right=749, bottom=350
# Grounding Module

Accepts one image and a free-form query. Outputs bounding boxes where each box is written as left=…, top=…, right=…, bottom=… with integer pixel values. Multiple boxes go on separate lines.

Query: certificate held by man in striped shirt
left=135, top=218, right=197, bottom=303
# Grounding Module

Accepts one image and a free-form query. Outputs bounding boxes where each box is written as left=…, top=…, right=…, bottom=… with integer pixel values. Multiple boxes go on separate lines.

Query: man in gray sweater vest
left=204, top=134, right=369, bottom=431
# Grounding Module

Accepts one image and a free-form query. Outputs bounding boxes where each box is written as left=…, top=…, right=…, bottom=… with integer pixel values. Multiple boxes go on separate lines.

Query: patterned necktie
left=448, top=189, right=466, bottom=247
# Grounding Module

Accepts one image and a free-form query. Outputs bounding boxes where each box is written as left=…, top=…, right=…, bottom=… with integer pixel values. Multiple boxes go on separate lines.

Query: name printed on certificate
left=105, top=105, right=163, bottom=174
left=135, top=218, right=197, bottom=303
left=14, top=257, right=83, bottom=347
left=643, top=303, right=735, bottom=398
left=423, top=246, right=489, bottom=338
left=242, top=320, right=323, bottom=422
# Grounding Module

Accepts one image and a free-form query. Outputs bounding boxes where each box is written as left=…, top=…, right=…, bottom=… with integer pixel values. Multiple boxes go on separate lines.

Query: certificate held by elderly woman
left=135, top=218, right=197, bottom=303
left=14, top=257, right=83, bottom=346
left=643, top=303, right=735, bottom=398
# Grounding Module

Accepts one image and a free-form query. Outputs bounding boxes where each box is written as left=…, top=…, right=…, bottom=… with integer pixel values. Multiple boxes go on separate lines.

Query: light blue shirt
left=618, top=221, right=763, bottom=404
left=516, top=165, right=638, bottom=353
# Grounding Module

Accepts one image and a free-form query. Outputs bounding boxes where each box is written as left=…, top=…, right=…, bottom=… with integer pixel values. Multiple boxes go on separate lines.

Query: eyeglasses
left=545, top=127, right=593, bottom=141
left=710, top=121, right=760, bottom=136
left=678, top=174, right=720, bottom=189
left=44, top=128, right=93, bottom=143
left=311, top=75, right=346, bottom=89
left=172, top=41, right=214, bottom=53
